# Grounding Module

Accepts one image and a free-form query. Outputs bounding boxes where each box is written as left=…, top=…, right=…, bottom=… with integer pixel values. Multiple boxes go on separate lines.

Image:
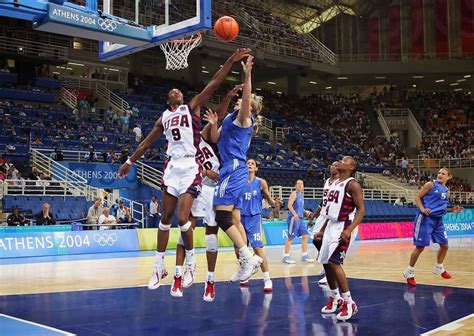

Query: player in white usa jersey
left=118, top=48, right=252, bottom=297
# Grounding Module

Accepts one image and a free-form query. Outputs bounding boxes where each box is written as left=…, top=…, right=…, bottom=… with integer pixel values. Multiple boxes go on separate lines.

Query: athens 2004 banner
left=61, top=162, right=138, bottom=188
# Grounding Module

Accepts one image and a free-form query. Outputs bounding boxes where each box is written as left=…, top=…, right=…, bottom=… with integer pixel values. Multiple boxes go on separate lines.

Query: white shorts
left=317, top=220, right=358, bottom=265
left=162, top=157, right=201, bottom=198
left=191, top=184, right=216, bottom=226
left=314, top=215, right=329, bottom=232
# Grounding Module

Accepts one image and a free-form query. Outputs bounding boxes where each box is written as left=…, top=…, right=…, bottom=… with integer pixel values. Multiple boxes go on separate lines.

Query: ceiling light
left=325, top=86, right=332, bottom=90
left=109, top=68, right=120, bottom=72
left=52, top=71, right=60, bottom=75
left=276, top=91, right=282, bottom=94
left=454, top=88, right=462, bottom=91
left=267, top=81, right=276, bottom=85
left=450, top=83, right=459, bottom=86
left=231, top=71, right=240, bottom=75
left=69, top=62, right=84, bottom=66
left=309, top=81, right=317, bottom=84
left=375, top=76, right=386, bottom=79
left=413, top=75, right=423, bottom=79
left=412, top=84, right=417, bottom=88
left=202, top=70, right=209, bottom=74
left=457, top=79, right=466, bottom=82
left=201, top=66, right=206, bottom=69
left=464, top=75, right=471, bottom=78
left=337, top=77, right=348, bottom=80
left=256, top=88, right=262, bottom=91
left=435, top=79, right=445, bottom=83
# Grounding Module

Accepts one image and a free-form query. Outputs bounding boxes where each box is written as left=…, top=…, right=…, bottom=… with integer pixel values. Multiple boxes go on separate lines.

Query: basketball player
left=117, top=48, right=251, bottom=294
left=403, top=167, right=463, bottom=287
left=235, top=158, right=279, bottom=292
left=208, top=55, right=264, bottom=282
left=282, top=180, right=313, bottom=264
left=317, top=156, right=365, bottom=321
left=173, top=109, right=220, bottom=298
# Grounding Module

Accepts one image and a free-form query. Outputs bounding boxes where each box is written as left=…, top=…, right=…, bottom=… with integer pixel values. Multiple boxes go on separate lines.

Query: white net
left=159, top=33, right=203, bottom=70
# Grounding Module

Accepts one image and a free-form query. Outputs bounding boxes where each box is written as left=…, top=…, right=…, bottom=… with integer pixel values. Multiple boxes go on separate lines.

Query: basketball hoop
left=160, top=33, right=203, bottom=70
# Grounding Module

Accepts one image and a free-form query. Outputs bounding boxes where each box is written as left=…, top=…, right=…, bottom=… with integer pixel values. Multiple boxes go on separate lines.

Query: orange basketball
left=214, top=16, right=239, bottom=42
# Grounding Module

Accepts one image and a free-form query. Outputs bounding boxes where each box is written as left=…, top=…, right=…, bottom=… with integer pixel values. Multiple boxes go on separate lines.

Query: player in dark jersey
left=403, top=167, right=463, bottom=287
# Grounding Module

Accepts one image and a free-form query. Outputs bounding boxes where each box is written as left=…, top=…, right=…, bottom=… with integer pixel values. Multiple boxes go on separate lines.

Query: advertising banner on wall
left=61, top=162, right=137, bottom=188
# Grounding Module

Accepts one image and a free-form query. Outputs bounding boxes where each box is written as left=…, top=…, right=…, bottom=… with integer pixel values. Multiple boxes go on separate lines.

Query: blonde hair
left=251, top=94, right=263, bottom=115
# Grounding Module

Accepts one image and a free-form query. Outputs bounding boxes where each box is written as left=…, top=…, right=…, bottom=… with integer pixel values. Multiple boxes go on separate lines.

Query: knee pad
left=159, top=222, right=171, bottom=231
left=179, top=221, right=192, bottom=232
left=177, top=234, right=184, bottom=246
left=215, top=210, right=233, bottom=231
left=205, top=234, right=218, bottom=252
left=313, top=237, right=322, bottom=251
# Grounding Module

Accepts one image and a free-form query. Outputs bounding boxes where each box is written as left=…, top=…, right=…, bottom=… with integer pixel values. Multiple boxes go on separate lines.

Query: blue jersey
left=240, top=177, right=262, bottom=216
left=218, top=110, right=254, bottom=163
left=288, top=191, right=304, bottom=219
left=422, top=180, right=449, bottom=217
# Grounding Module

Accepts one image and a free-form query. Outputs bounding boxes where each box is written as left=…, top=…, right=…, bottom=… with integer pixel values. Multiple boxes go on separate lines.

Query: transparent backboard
left=99, top=0, right=211, bottom=61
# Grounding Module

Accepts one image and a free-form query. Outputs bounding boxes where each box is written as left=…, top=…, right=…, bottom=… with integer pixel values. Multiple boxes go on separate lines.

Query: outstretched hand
left=231, top=48, right=251, bottom=62
left=118, top=162, right=131, bottom=178
left=241, top=55, right=254, bottom=74
left=227, top=84, right=244, bottom=98
left=203, top=108, right=218, bottom=125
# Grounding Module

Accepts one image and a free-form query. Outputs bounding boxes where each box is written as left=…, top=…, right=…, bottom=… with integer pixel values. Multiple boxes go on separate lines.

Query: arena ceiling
left=258, top=0, right=391, bottom=32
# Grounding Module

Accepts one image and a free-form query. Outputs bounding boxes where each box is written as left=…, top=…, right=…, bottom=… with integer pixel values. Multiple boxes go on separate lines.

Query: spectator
left=269, top=199, right=282, bottom=220
left=400, top=157, right=409, bottom=177
left=98, top=207, right=116, bottom=230
left=7, top=208, right=28, bottom=226
left=35, top=203, right=56, bottom=225
left=394, top=197, right=403, bottom=206
left=50, top=147, right=64, bottom=161
left=110, top=199, right=119, bottom=217
left=87, top=197, right=103, bottom=225
left=132, top=124, right=142, bottom=143
left=85, top=147, right=97, bottom=162
left=116, top=201, right=131, bottom=223
left=148, top=196, right=161, bottom=228
left=28, top=166, right=41, bottom=180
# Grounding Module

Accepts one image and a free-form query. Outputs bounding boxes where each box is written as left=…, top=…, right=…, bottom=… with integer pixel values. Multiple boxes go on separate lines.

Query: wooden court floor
left=0, top=237, right=472, bottom=296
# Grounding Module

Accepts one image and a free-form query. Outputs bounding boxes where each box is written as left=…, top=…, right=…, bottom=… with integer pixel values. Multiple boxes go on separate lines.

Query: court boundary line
left=421, top=313, right=474, bottom=335
left=0, top=313, right=76, bottom=335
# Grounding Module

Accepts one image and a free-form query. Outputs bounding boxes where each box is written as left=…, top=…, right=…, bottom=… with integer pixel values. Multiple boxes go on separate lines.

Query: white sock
left=239, top=246, right=252, bottom=259
left=284, top=253, right=290, bottom=257
left=342, top=291, right=353, bottom=303
left=302, top=252, right=308, bottom=256
left=175, top=266, right=183, bottom=277
left=207, top=272, right=215, bottom=283
left=331, top=289, right=340, bottom=298
left=407, top=266, right=415, bottom=272
left=155, top=251, right=165, bottom=267
left=435, top=263, right=443, bottom=268
left=263, top=272, right=270, bottom=281
left=185, top=249, right=195, bottom=264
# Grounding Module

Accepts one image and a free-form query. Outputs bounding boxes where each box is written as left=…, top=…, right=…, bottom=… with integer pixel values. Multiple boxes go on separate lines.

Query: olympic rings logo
left=94, top=233, right=118, bottom=246
left=98, top=18, right=118, bottom=32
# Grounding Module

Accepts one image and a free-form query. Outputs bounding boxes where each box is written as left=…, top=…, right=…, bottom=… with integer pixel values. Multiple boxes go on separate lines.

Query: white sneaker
left=147, top=265, right=168, bottom=290
left=239, top=255, right=263, bottom=282
left=263, top=279, right=273, bottom=293
left=183, top=262, right=196, bottom=288
left=282, top=256, right=296, bottom=264
left=315, top=268, right=326, bottom=277
left=318, top=276, right=328, bottom=285
left=403, top=269, right=417, bottom=287
left=301, top=255, right=314, bottom=263
left=336, top=301, right=358, bottom=321
left=230, top=262, right=242, bottom=283
left=170, top=276, right=183, bottom=297
left=203, top=281, right=215, bottom=302
left=321, top=296, right=343, bottom=314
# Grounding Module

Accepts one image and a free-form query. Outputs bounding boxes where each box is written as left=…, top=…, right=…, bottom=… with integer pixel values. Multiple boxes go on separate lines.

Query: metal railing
left=60, top=87, right=78, bottom=110
left=377, top=111, right=391, bottom=140
left=338, top=52, right=474, bottom=62
left=136, top=160, right=163, bottom=190
left=408, top=109, right=423, bottom=139
left=269, top=186, right=410, bottom=203
left=275, top=127, right=289, bottom=142
left=0, top=35, right=68, bottom=60
left=357, top=173, right=415, bottom=200
left=256, top=115, right=273, bottom=130
left=2, top=179, right=75, bottom=196
left=95, top=82, right=130, bottom=115
left=381, top=108, right=409, bottom=117
left=397, top=157, right=474, bottom=169
left=305, top=32, right=338, bottom=65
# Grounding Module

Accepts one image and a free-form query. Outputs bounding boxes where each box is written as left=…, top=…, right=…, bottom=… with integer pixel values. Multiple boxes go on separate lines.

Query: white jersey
left=197, top=138, right=220, bottom=187
left=161, top=104, right=200, bottom=159
left=320, top=177, right=338, bottom=219
left=327, top=177, right=357, bottom=222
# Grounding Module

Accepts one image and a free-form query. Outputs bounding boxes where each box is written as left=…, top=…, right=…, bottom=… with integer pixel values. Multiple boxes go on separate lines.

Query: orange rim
left=170, top=32, right=203, bottom=44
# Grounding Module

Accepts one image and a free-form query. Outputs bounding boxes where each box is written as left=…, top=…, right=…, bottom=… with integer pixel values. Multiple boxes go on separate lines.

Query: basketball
left=213, top=16, right=239, bottom=42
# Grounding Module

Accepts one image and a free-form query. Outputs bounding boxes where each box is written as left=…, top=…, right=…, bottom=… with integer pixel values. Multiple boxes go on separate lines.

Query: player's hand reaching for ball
left=241, top=55, right=254, bottom=75
left=421, top=208, right=431, bottom=215
left=203, top=108, right=218, bottom=125
left=118, top=162, right=132, bottom=178
left=227, top=84, right=244, bottom=98
left=340, top=229, right=351, bottom=242
left=231, top=48, right=251, bottom=62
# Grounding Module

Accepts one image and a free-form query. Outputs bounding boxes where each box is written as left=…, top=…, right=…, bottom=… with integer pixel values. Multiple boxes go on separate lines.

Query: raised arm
left=340, top=181, right=365, bottom=241
left=189, top=49, right=250, bottom=112
left=261, top=179, right=276, bottom=207
left=202, top=109, right=220, bottom=144
left=215, top=84, right=244, bottom=123
left=118, top=117, right=164, bottom=177
left=237, top=55, right=254, bottom=127
left=415, top=182, right=434, bottom=215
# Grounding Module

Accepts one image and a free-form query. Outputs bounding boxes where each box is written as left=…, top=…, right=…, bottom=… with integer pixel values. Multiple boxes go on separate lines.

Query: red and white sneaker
left=433, top=265, right=452, bottom=279
left=321, top=296, right=343, bottom=314
left=240, top=280, right=249, bottom=287
left=203, top=281, right=216, bottom=302
left=403, top=269, right=417, bottom=287
left=147, top=265, right=168, bottom=290
left=336, top=301, right=358, bottom=321
left=263, top=279, right=273, bottom=293
left=183, top=262, right=196, bottom=288
left=170, top=276, right=183, bottom=297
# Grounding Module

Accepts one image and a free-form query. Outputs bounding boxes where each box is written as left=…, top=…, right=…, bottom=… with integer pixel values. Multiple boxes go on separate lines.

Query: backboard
left=99, top=0, right=212, bottom=61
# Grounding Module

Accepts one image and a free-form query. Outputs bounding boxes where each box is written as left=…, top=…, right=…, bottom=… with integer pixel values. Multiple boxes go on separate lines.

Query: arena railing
left=338, top=52, right=474, bottom=62
left=382, top=108, right=423, bottom=140
left=0, top=35, right=68, bottom=61
left=2, top=179, right=85, bottom=197
left=397, top=157, right=474, bottom=169
left=356, top=173, right=415, bottom=200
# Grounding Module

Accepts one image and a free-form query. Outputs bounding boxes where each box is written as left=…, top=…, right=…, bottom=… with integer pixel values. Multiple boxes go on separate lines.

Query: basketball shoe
left=203, top=281, right=215, bottom=302
left=263, top=279, right=273, bottom=293
left=301, top=255, right=315, bottom=263
left=230, top=255, right=263, bottom=283
left=336, top=300, right=358, bottom=321
left=318, top=276, right=328, bottom=285
left=321, top=296, right=343, bottom=314
left=170, top=276, right=183, bottom=297
left=282, top=256, right=296, bottom=264
left=147, top=265, right=168, bottom=290
left=432, top=265, right=452, bottom=279
left=183, top=261, right=196, bottom=288
left=403, top=268, right=417, bottom=287
left=240, top=280, right=249, bottom=287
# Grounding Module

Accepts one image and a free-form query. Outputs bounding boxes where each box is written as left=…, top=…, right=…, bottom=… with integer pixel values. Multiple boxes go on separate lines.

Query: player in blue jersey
left=403, top=167, right=463, bottom=287
left=282, top=180, right=313, bottom=264
left=208, top=55, right=264, bottom=282
left=235, top=158, right=279, bottom=292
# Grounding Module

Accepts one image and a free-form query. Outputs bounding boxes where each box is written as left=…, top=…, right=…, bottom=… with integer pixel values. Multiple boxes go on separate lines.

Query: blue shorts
left=287, top=217, right=308, bottom=238
left=413, top=213, right=448, bottom=247
left=241, top=214, right=263, bottom=248
left=213, top=160, right=248, bottom=207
